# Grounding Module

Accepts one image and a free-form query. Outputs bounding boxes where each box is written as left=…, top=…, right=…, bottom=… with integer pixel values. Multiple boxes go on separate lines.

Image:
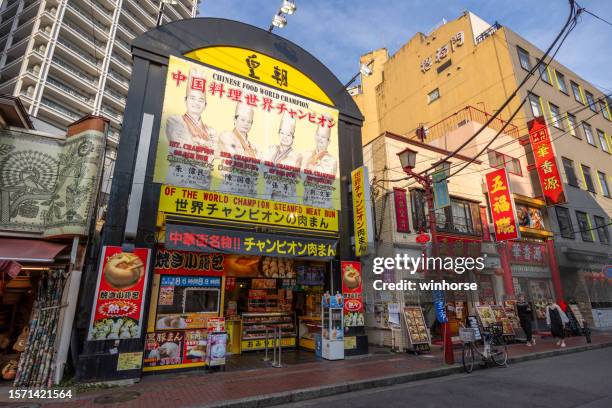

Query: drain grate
left=93, top=391, right=141, bottom=404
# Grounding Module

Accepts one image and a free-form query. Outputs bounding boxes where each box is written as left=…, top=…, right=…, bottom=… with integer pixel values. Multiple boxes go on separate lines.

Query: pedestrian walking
left=546, top=302, right=569, bottom=348
left=516, top=295, right=535, bottom=346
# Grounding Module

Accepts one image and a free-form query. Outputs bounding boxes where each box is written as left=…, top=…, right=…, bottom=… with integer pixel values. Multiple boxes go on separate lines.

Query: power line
left=581, top=7, right=612, bottom=27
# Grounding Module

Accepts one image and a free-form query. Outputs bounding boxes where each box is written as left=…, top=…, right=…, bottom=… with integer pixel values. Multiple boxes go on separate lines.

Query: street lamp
left=344, top=59, right=374, bottom=89
left=269, top=0, right=297, bottom=32
left=156, top=0, right=178, bottom=27
left=396, top=149, right=454, bottom=365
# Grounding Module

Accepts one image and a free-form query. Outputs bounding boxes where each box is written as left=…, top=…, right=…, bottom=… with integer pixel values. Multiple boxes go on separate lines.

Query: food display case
left=241, top=312, right=296, bottom=351
left=321, top=294, right=344, bottom=360
left=401, top=306, right=431, bottom=353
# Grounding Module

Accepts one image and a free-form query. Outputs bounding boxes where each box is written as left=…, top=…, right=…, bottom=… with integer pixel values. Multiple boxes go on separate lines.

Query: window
left=585, top=91, right=597, bottom=112
left=575, top=211, right=593, bottom=241
left=581, top=164, right=596, bottom=192
left=567, top=113, right=580, bottom=138
left=596, top=129, right=609, bottom=153
left=517, top=47, right=532, bottom=70
left=549, top=103, right=564, bottom=129
left=555, top=207, right=574, bottom=239
left=428, top=88, right=440, bottom=103
left=583, top=123, right=596, bottom=146
left=594, top=215, right=610, bottom=244
left=528, top=92, right=542, bottom=117
left=598, top=171, right=610, bottom=197
left=435, top=199, right=479, bottom=235
left=555, top=70, right=568, bottom=94
left=570, top=81, right=583, bottom=103
left=488, top=150, right=522, bottom=175
left=601, top=101, right=611, bottom=120
left=537, top=60, right=551, bottom=84
left=562, top=157, right=579, bottom=186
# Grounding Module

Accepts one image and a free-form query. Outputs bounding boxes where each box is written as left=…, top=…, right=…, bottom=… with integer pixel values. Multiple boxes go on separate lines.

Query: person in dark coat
left=516, top=295, right=535, bottom=346
left=546, top=301, right=569, bottom=347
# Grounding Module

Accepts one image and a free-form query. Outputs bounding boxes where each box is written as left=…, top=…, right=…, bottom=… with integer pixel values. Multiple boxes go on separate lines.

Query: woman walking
left=516, top=295, right=535, bottom=346
left=546, top=301, right=569, bottom=348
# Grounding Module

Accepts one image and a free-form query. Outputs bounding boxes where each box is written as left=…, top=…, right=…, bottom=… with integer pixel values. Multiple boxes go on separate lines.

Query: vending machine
left=321, top=292, right=344, bottom=360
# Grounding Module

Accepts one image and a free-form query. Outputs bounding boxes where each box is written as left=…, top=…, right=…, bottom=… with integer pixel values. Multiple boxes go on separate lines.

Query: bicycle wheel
left=462, top=343, right=475, bottom=373
left=491, top=337, right=508, bottom=366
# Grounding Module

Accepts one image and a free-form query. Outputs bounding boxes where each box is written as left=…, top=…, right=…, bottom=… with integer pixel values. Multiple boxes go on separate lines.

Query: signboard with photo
left=341, top=261, right=364, bottom=327
left=87, top=247, right=151, bottom=341
left=153, top=56, right=340, bottom=210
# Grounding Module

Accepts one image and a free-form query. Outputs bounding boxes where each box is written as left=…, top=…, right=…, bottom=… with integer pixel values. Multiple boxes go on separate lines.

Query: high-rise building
left=354, top=11, right=612, bottom=327
left=0, top=0, right=199, bottom=196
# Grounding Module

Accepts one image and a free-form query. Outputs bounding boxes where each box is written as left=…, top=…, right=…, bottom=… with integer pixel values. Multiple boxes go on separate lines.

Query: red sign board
left=393, top=188, right=410, bottom=233
left=508, top=241, right=548, bottom=265
left=88, top=246, right=151, bottom=341
left=528, top=117, right=566, bottom=205
left=435, top=234, right=482, bottom=258
left=341, top=261, right=364, bottom=326
left=480, top=206, right=491, bottom=242
left=485, top=168, right=520, bottom=241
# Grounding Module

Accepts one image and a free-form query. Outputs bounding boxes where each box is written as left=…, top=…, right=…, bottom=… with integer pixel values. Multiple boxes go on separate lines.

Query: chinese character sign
left=528, top=117, right=566, bottom=205
left=508, top=241, right=547, bottom=265
left=88, top=247, right=151, bottom=341
left=485, top=168, right=520, bottom=241
left=393, top=188, right=410, bottom=233
left=154, top=56, right=340, bottom=211
left=342, top=261, right=364, bottom=327
left=351, top=166, right=374, bottom=257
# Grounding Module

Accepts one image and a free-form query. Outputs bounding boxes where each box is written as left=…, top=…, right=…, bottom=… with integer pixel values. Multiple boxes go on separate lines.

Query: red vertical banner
left=393, top=188, right=410, bottom=233
left=485, top=168, right=520, bottom=241
left=480, top=206, right=491, bottom=241
left=528, top=117, right=567, bottom=205
left=341, top=261, right=364, bottom=327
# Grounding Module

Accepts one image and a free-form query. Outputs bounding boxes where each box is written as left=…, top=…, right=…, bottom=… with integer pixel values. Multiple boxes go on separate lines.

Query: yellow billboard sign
left=351, top=166, right=374, bottom=256
left=153, top=55, right=340, bottom=211
left=159, top=185, right=339, bottom=233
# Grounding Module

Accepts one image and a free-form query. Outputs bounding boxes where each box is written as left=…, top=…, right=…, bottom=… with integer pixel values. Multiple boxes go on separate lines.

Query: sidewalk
left=39, top=332, right=612, bottom=407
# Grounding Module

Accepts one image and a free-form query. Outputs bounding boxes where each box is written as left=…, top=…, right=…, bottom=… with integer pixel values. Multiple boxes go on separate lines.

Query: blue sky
left=198, top=0, right=612, bottom=93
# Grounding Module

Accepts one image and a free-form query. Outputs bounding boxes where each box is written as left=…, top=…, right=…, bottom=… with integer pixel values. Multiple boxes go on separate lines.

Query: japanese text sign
left=154, top=56, right=340, bottom=210
left=508, top=241, right=547, bottom=265
left=166, top=224, right=338, bottom=260
left=485, top=168, right=520, bottom=241
left=342, top=261, right=364, bottom=326
left=393, top=188, right=410, bottom=233
left=158, top=185, right=338, bottom=233
left=351, top=166, right=374, bottom=257
left=87, top=246, right=151, bottom=341
left=528, top=117, right=566, bottom=205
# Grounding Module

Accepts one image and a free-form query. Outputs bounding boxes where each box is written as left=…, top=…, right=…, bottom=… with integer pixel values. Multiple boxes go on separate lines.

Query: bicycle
left=460, top=322, right=508, bottom=373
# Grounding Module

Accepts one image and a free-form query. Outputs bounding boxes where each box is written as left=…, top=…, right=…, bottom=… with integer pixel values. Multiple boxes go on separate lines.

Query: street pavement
left=283, top=347, right=612, bottom=408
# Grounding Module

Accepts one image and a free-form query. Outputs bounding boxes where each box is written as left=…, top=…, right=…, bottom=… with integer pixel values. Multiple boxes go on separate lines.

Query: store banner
left=166, top=224, right=337, bottom=260
left=432, top=290, right=448, bottom=323
left=528, top=117, right=566, bottom=205
left=432, top=169, right=451, bottom=210
left=154, top=249, right=225, bottom=276
left=480, top=206, right=491, bottom=241
left=341, top=261, right=364, bottom=327
left=158, top=185, right=338, bottom=233
left=436, top=234, right=482, bottom=258
left=485, top=168, right=520, bottom=241
left=351, top=166, right=374, bottom=257
left=393, top=188, right=410, bottom=233
left=508, top=241, right=547, bottom=265
left=87, top=246, right=151, bottom=341
left=153, top=56, right=340, bottom=210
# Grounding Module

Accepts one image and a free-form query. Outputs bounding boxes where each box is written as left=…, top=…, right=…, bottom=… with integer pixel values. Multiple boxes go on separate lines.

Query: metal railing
left=263, top=325, right=283, bottom=368
left=65, top=3, right=109, bottom=34
left=46, top=76, right=92, bottom=104
left=56, top=37, right=99, bottom=67
left=52, top=57, right=98, bottom=86
left=40, top=97, right=80, bottom=120
left=418, top=105, right=520, bottom=142
left=475, top=22, right=502, bottom=44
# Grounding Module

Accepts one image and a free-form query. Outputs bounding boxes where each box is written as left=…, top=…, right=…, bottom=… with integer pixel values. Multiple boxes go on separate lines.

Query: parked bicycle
left=460, top=322, right=508, bottom=373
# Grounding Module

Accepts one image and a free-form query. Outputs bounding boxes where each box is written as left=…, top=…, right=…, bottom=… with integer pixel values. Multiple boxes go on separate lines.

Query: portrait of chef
left=165, top=68, right=217, bottom=189
left=302, top=117, right=338, bottom=176
left=264, top=112, right=302, bottom=202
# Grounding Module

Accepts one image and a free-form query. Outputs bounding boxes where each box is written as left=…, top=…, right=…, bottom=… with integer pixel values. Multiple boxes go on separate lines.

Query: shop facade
left=75, top=18, right=365, bottom=382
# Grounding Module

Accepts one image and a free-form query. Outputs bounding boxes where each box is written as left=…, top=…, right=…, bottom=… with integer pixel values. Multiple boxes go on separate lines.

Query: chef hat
left=315, top=113, right=332, bottom=137
left=185, top=68, right=208, bottom=97
left=279, top=111, right=296, bottom=134
left=235, top=101, right=254, bottom=120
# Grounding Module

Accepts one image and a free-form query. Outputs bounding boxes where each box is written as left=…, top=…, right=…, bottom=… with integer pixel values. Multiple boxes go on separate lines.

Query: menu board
left=402, top=306, right=431, bottom=349
left=475, top=305, right=496, bottom=328
left=503, top=300, right=522, bottom=330
left=143, top=330, right=208, bottom=371
left=490, top=305, right=515, bottom=336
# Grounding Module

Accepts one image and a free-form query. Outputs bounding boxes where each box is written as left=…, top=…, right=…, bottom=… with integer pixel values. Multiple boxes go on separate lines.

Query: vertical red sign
left=485, top=168, right=520, bottom=241
left=528, top=117, right=566, bottom=205
left=341, top=261, right=364, bottom=327
left=480, top=206, right=491, bottom=241
left=393, top=188, right=410, bottom=233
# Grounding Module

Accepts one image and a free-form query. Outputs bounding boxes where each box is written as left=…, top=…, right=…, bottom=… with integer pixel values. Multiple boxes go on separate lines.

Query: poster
left=341, top=261, right=364, bottom=327
left=485, top=168, right=520, bottom=241
left=528, top=117, right=566, bottom=205
left=143, top=331, right=185, bottom=369
left=153, top=56, right=340, bottom=210
left=155, top=275, right=221, bottom=330
left=206, top=332, right=227, bottom=366
left=475, top=305, right=497, bottom=328
left=402, top=306, right=431, bottom=345
left=117, top=352, right=143, bottom=371
left=88, top=246, right=151, bottom=341
left=183, top=330, right=207, bottom=364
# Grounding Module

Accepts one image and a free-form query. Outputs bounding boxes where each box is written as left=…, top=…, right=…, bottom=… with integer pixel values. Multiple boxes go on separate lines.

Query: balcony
left=107, top=69, right=130, bottom=90
left=113, top=36, right=131, bottom=57
left=56, top=37, right=102, bottom=73
left=115, top=22, right=136, bottom=42
left=46, top=76, right=94, bottom=106
left=105, top=87, right=127, bottom=104
left=50, top=57, right=99, bottom=90
left=39, top=97, right=82, bottom=122
left=64, top=2, right=109, bottom=38
left=103, top=89, right=126, bottom=111
left=419, top=105, right=520, bottom=142
left=124, top=0, right=156, bottom=27
left=80, top=0, right=113, bottom=25
left=110, top=54, right=131, bottom=76
left=120, top=8, right=148, bottom=34
left=101, top=106, right=123, bottom=124
left=61, top=18, right=107, bottom=53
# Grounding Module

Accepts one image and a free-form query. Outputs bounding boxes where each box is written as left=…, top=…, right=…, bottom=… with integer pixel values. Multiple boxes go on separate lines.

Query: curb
left=201, top=341, right=612, bottom=408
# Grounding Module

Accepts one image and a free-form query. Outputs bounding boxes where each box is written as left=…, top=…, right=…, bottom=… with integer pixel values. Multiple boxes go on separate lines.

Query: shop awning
left=0, top=238, right=67, bottom=263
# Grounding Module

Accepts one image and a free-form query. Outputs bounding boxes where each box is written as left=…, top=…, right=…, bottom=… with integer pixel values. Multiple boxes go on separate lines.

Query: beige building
left=354, top=11, right=612, bottom=327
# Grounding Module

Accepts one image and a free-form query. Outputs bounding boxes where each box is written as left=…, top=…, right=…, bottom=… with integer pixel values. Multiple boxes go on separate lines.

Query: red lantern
left=416, top=233, right=430, bottom=244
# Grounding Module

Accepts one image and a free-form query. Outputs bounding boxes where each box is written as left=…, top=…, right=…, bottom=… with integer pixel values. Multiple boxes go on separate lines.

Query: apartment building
left=354, top=11, right=612, bottom=326
left=0, top=0, right=198, bottom=198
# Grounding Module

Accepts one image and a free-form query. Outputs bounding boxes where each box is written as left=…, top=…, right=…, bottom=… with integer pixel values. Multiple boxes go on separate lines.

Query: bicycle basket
left=459, top=328, right=476, bottom=343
